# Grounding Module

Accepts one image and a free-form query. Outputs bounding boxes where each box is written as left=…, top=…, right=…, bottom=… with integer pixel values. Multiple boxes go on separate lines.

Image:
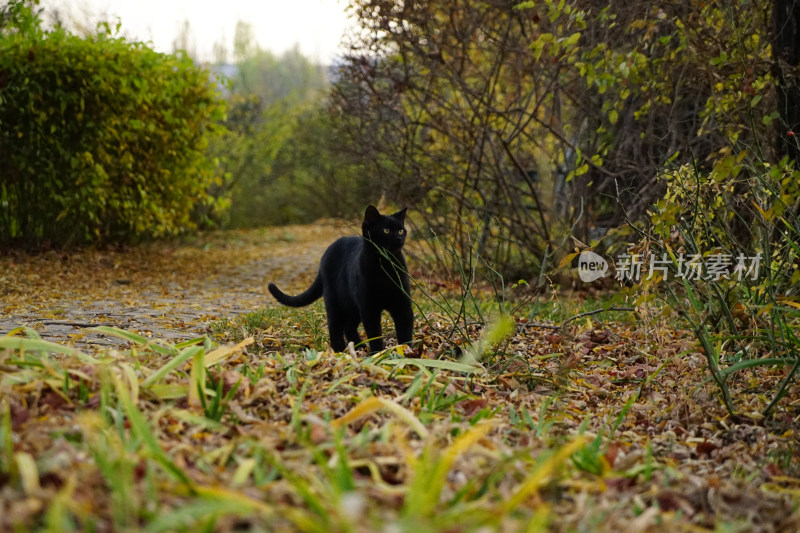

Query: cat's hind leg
left=327, top=318, right=347, bottom=352
left=325, top=302, right=348, bottom=352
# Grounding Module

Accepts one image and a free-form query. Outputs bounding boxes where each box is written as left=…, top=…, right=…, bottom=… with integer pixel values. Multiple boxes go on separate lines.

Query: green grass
left=211, top=304, right=328, bottom=350
left=3, top=286, right=798, bottom=531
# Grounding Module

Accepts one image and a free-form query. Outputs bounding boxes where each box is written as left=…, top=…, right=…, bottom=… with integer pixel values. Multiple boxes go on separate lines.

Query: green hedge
left=0, top=4, right=227, bottom=246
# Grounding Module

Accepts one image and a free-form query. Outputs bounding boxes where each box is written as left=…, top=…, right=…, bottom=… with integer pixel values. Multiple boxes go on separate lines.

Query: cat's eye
left=383, top=228, right=391, bottom=234
left=398, top=229, right=405, bottom=235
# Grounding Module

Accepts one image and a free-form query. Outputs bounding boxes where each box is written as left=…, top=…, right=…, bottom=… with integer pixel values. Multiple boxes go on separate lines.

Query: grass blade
left=91, top=326, right=176, bottom=355
left=502, top=436, right=587, bottom=513
left=140, top=345, right=203, bottom=389
left=204, top=337, right=254, bottom=368
left=114, top=375, right=194, bottom=489
left=0, top=337, right=95, bottom=363
left=332, top=396, right=429, bottom=438
left=380, top=357, right=481, bottom=373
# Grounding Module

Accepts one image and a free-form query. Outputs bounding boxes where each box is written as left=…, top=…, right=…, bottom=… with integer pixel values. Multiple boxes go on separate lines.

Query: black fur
left=268, top=205, right=413, bottom=353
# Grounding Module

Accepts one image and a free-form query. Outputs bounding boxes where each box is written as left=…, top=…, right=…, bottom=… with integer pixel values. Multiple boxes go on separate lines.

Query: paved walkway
left=0, top=224, right=349, bottom=349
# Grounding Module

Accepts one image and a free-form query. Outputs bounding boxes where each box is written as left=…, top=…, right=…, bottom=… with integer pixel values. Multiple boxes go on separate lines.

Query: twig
left=520, top=306, right=637, bottom=332
left=498, top=135, right=552, bottom=245
left=560, top=306, right=636, bottom=328
left=41, top=321, right=100, bottom=328
left=519, top=322, right=561, bottom=331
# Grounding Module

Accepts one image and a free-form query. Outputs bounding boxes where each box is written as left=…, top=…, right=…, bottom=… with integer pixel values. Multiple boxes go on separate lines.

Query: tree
left=172, top=19, right=197, bottom=59
left=773, top=0, right=800, bottom=164
left=213, top=37, right=228, bottom=64
left=332, top=0, right=778, bottom=277
left=210, top=31, right=340, bottom=227
left=233, top=20, right=255, bottom=63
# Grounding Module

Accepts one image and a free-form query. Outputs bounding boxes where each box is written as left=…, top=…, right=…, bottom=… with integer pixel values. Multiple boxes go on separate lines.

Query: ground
left=0, top=224, right=343, bottom=345
left=1, top=224, right=799, bottom=532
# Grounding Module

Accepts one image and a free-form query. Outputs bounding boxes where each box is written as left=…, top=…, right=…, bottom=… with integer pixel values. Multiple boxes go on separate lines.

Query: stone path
left=0, top=224, right=351, bottom=350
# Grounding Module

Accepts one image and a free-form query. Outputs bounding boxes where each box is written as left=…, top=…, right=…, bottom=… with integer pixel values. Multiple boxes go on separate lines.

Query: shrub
left=240, top=104, right=373, bottom=226
left=0, top=3, right=227, bottom=246
left=645, top=154, right=800, bottom=417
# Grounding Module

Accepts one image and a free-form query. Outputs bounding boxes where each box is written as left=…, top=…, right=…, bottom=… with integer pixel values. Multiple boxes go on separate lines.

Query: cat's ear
left=391, top=208, right=408, bottom=222
left=364, top=205, right=382, bottom=225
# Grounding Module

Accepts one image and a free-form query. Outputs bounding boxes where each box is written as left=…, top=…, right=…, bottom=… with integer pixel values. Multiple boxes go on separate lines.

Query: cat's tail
left=268, top=275, right=323, bottom=307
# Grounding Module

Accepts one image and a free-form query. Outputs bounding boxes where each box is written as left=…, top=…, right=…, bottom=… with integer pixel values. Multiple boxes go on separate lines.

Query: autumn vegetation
left=0, top=3, right=227, bottom=245
left=1, top=0, right=799, bottom=531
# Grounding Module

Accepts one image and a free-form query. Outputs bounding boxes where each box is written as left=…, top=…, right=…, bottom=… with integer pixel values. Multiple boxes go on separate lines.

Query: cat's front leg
left=390, top=303, right=414, bottom=348
left=362, top=311, right=385, bottom=353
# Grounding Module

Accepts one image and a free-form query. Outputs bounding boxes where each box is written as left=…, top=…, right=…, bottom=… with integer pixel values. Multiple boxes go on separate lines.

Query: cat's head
left=362, top=205, right=407, bottom=251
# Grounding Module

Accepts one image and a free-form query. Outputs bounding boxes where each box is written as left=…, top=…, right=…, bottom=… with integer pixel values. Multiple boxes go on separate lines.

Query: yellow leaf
left=148, top=384, right=187, bottom=400
left=424, top=422, right=496, bottom=504
left=332, top=396, right=428, bottom=438
left=232, top=458, right=256, bottom=487
left=15, top=452, right=40, bottom=495
left=558, top=252, right=578, bottom=269
left=204, top=337, right=254, bottom=367
left=503, top=436, right=587, bottom=513
left=779, top=299, right=800, bottom=310
left=188, top=349, right=205, bottom=407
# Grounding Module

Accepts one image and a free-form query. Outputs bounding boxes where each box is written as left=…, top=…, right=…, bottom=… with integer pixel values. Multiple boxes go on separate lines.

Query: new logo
left=578, top=251, right=609, bottom=282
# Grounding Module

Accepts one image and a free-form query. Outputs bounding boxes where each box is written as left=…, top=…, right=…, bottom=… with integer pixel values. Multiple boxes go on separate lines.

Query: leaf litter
left=0, top=224, right=799, bottom=532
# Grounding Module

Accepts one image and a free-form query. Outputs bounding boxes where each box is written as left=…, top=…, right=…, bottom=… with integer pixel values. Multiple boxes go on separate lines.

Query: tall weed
left=645, top=154, right=800, bottom=416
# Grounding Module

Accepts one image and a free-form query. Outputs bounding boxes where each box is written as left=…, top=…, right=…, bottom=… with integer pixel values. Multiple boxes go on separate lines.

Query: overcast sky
left=39, top=0, right=353, bottom=64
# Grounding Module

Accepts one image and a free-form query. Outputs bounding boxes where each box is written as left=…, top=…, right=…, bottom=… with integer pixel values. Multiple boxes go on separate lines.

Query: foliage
left=644, top=154, right=800, bottom=417
left=1, top=0, right=799, bottom=526
left=0, top=2, right=227, bottom=246
left=335, top=0, right=571, bottom=276
left=219, top=99, right=373, bottom=227
left=333, top=0, right=781, bottom=278
left=2, top=222, right=799, bottom=531
left=333, top=0, right=800, bottom=414
left=3, top=248, right=800, bottom=530
left=235, top=45, right=327, bottom=104
left=210, top=36, right=372, bottom=227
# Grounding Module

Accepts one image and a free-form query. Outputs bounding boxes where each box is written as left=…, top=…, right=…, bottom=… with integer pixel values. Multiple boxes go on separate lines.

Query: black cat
left=268, top=205, right=413, bottom=353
